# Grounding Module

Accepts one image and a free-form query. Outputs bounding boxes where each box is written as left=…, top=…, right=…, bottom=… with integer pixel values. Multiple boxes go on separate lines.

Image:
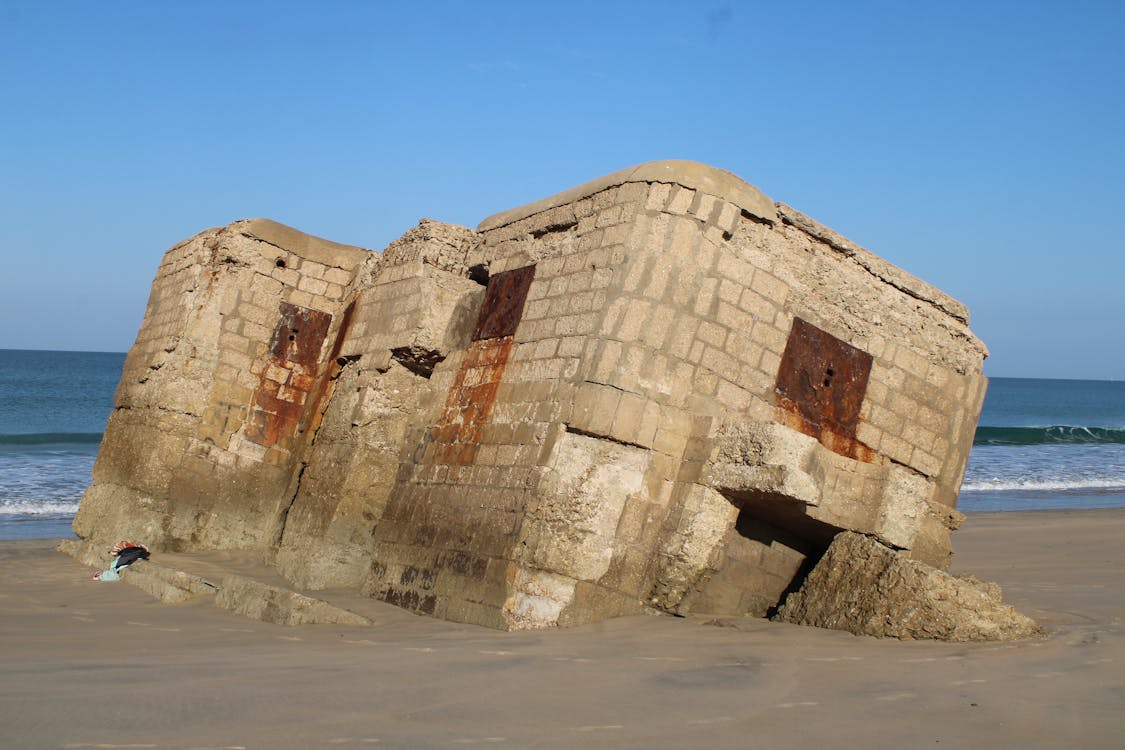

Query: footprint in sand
left=450, top=738, right=507, bottom=744
left=687, top=716, right=735, bottom=725
left=63, top=744, right=159, bottom=749
left=875, top=692, right=918, bottom=702
left=125, top=621, right=180, bottom=632
left=326, top=738, right=382, bottom=745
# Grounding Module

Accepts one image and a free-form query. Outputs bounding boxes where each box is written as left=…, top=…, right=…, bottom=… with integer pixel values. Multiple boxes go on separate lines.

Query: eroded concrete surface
left=69, top=161, right=1029, bottom=639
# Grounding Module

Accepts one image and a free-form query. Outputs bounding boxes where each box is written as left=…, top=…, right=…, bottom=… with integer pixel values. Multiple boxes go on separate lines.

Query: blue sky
left=1, top=1, right=1122, bottom=379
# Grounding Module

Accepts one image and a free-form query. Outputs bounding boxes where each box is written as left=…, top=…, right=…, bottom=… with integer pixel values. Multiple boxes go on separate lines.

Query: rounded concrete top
left=239, top=218, right=373, bottom=266
left=477, top=160, right=778, bottom=232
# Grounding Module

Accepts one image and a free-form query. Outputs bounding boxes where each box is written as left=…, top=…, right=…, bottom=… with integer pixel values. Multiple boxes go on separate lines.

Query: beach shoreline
left=1, top=508, right=1122, bottom=749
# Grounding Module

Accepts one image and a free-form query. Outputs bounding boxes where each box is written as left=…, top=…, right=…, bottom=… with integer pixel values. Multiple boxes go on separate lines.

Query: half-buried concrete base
left=58, top=540, right=375, bottom=627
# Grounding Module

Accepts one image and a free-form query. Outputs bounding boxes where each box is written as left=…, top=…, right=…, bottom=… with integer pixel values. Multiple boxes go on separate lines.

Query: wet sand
left=2, top=509, right=1122, bottom=749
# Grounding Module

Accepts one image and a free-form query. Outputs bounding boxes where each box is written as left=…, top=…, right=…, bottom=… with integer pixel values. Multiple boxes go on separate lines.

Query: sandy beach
left=2, top=509, right=1122, bottom=749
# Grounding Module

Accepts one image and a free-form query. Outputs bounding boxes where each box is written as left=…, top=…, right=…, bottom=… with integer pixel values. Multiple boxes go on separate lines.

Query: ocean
left=958, top=377, right=1125, bottom=512
left=0, top=350, right=124, bottom=541
left=1, top=349, right=1123, bottom=540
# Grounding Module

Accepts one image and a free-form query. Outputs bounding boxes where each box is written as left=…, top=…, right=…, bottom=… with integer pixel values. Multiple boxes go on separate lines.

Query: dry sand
left=2, top=509, right=1122, bottom=749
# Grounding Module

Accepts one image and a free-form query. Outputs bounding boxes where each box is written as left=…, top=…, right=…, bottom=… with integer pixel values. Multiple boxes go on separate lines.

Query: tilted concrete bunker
left=74, top=161, right=1018, bottom=635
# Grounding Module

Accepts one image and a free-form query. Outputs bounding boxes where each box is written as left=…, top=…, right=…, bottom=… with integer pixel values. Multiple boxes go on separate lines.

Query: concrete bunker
left=68, top=161, right=1038, bottom=640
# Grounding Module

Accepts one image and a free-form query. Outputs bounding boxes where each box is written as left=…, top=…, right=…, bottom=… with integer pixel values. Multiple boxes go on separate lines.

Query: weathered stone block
left=214, top=575, right=372, bottom=626
left=776, top=532, right=1040, bottom=641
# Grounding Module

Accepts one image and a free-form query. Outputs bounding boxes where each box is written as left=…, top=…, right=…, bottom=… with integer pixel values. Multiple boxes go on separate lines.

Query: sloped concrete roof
left=477, top=159, right=778, bottom=231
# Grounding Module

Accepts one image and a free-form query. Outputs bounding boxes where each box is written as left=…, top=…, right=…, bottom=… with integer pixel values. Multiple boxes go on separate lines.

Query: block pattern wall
left=75, top=162, right=990, bottom=630
left=76, top=220, right=369, bottom=550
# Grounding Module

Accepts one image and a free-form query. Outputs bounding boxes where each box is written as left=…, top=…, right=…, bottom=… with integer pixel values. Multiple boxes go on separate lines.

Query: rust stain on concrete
left=432, top=336, right=514, bottom=465
left=304, top=299, right=357, bottom=441
left=431, top=265, right=536, bottom=465
left=246, top=302, right=333, bottom=450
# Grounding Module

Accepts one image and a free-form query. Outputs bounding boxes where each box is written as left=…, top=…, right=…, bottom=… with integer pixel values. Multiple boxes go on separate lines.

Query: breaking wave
left=960, top=476, right=1125, bottom=493
left=973, top=425, right=1125, bottom=446
left=0, top=499, right=81, bottom=516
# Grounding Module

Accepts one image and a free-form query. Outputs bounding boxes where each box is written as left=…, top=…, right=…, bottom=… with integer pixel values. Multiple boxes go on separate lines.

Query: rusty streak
left=432, top=336, right=514, bottom=465
left=246, top=302, right=334, bottom=451
left=428, top=264, right=537, bottom=465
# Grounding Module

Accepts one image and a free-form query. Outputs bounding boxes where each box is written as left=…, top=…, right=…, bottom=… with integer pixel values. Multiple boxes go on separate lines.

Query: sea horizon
left=2, top=349, right=1124, bottom=540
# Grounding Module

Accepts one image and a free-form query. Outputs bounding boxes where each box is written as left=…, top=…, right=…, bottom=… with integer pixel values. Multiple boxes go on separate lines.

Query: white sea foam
left=963, top=442, right=1125, bottom=497
left=0, top=447, right=94, bottom=516
left=0, top=499, right=81, bottom=516
left=961, top=477, right=1125, bottom=493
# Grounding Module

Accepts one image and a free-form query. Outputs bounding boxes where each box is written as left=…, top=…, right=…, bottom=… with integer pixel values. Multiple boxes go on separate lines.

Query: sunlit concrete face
left=73, top=162, right=990, bottom=632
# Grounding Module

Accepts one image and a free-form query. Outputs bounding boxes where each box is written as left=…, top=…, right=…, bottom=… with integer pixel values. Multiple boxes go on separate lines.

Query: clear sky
left=1, top=1, right=1122, bottom=379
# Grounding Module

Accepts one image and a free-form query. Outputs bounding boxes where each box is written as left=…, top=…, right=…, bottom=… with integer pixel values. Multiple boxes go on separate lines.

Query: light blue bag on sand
left=94, top=565, right=121, bottom=581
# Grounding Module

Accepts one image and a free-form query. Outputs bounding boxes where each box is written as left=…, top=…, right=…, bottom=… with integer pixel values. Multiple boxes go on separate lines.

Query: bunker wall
left=73, top=161, right=991, bottom=633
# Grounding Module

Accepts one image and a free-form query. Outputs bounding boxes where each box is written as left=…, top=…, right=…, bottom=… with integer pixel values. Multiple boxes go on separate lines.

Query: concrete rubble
left=66, top=160, right=1036, bottom=640
left=776, top=532, right=1042, bottom=641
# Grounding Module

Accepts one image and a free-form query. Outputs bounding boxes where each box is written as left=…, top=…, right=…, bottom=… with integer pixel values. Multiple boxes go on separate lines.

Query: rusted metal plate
left=269, top=302, right=333, bottom=365
left=472, top=265, right=536, bottom=341
left=775, top=317, right=874, bottom=461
